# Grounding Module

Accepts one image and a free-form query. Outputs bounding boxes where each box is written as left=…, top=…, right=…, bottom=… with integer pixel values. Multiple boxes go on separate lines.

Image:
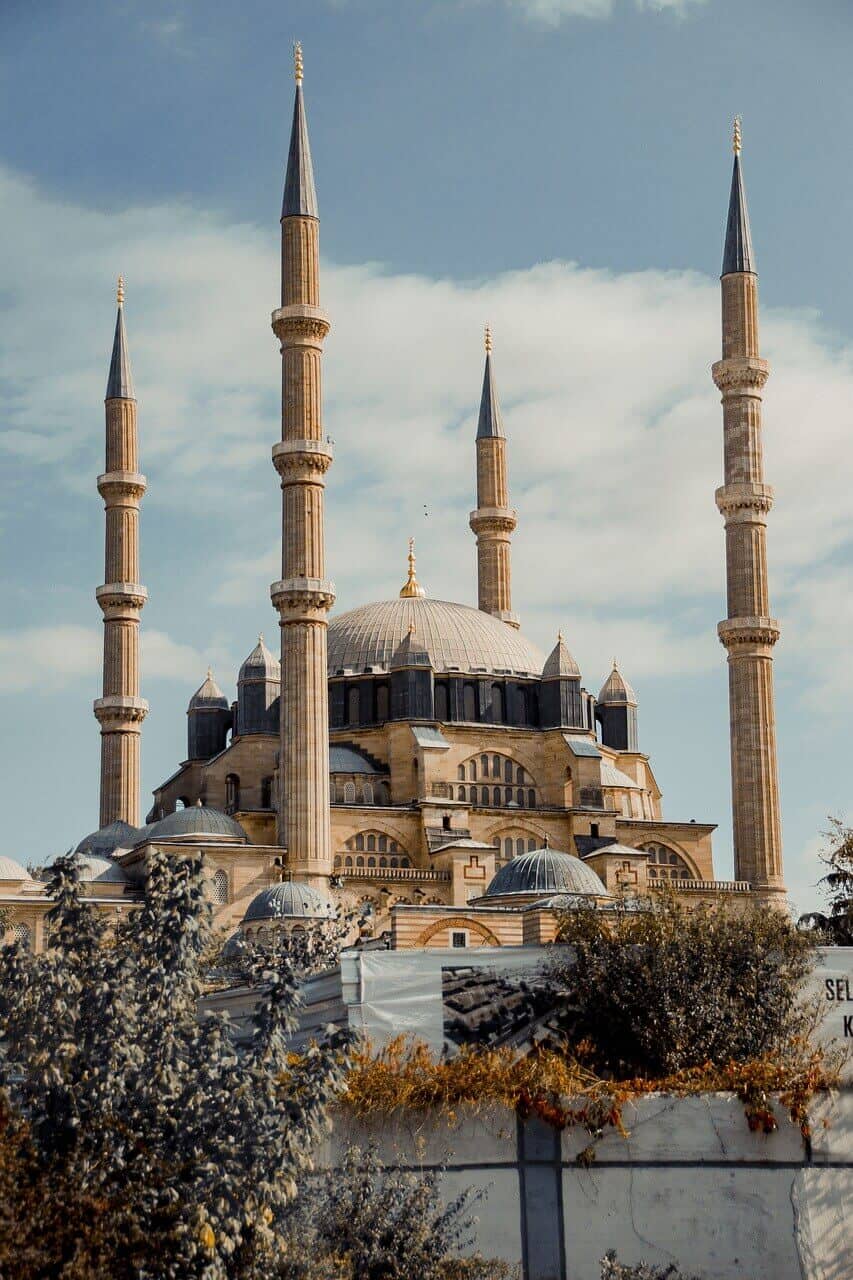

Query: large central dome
left=327, top=598, right=544, bottom=677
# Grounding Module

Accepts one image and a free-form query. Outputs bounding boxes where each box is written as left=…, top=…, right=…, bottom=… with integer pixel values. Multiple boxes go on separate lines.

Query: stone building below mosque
left=4, top=59, right=783, bottom=953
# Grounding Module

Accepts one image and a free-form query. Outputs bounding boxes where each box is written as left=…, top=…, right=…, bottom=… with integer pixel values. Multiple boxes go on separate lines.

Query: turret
left=540, top=633, right=584, bottom=729
left=390, top=623, right=433, bottom=721
left=596, top=662, right=638, bottom=752
left=712, top=118, right=784, bottom=897
left=469, top=327, right=519, bottom=628
left=236, top=636, right=280, bottom=735
left=187, top=669, right=231, bottom=760
left=94, top=277, right=148, bottom=827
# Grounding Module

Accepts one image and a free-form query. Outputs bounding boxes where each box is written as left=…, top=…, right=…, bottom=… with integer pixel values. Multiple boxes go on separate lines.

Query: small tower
left=712, top=118, right=784, bottom=897
left=187, top=669, right=231, bottom=760
left=469, top=327, right=519, bottom=628
left=94, top=277, right=148, bottom=828
left=236, top=636, right=281, bottom=735
left=596, top=662, right=638, bottom=752
left=269, top=44, right=335, bottom=879
left=390, top=624, right=433, bottom=720
left=540, top=633, right=584, bottom=729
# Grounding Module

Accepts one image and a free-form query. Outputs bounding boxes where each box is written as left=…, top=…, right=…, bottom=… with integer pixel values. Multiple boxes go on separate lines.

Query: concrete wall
left=327, top=1092, right=853, bottom=1280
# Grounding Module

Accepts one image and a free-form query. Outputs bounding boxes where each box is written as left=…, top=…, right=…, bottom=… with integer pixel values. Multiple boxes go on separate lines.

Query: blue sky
left=1, top=0, right=851, bottom=911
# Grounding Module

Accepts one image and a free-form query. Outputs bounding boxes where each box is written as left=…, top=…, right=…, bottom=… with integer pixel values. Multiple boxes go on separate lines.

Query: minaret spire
left=469, top=326, right=519, bottom=627
left=712, top=121, right=785, bottom=900
left=270, top=46, right=335, bottom=881
left=94, top=278, right=148, bottom=828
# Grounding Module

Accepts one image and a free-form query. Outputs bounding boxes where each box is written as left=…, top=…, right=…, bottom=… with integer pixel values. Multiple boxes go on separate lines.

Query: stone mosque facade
left=1, top=56, right=786, bottom=953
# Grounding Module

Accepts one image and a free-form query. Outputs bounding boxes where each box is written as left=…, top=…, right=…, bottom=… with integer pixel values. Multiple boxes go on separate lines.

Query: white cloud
left=470, top=0, right=709, bottom=25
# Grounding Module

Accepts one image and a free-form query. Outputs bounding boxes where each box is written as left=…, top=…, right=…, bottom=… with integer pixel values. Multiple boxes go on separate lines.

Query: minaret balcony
left=97, top=471, right=147, bottom=504
left=272, top=438, right=333, bottom=480
left=271, top=576, right=336, bottom=620
left=271, top=303, right=330, bottom=348
left=468, top=506, right=518, bottom=536
left=711, top=356, right=769, bottom=393
left=93, top=694, right=149, bottom=727
left=717, top=616, right=780, bottom=652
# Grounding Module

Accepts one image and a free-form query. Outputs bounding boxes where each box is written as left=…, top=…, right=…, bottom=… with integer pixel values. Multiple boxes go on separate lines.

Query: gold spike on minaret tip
left=294, top=40, right=303, bottom=84
left=399, top=536, right=426, bottom=598
left=484, top=324, right=492, bottom=354
left=117, top=274, right=125, bottom=306
left=206, top=666, right=213, bottom=680
left=733, top=115, right=742, bottom=155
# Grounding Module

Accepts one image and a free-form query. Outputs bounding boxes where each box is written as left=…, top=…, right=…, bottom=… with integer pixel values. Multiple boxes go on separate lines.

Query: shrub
left=550, top=892, right=816, bottom=1077
left=600, top=1252, right=699, bottom=1280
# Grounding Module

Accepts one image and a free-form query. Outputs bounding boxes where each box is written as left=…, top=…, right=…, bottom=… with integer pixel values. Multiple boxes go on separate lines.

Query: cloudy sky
left=1, top=0, right=850, bottom=911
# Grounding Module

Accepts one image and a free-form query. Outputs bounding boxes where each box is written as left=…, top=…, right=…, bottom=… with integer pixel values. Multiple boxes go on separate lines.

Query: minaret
left=94, top=277, right=148, bottom=828
left=270, top=44, right=335, bottom=878
left=469, top=326, right=519, bottom=628
left=712, top=119, right=784, bottom=897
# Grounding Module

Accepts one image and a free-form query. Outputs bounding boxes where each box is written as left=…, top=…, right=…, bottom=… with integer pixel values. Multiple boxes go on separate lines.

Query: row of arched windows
left=459, top=754, right=532, bottom=785
left=331, top=780, right=391, bottom=806
left=345, top=832, right=402, bottom=853
left=641, top=843, right=694, bottom=880
left=223, top=775, right=274, bottom=812
left=455, top=785, right=536, bottom=808
left=502, top=837, right=539, bottom=859
left=335, top=854, right=412, bottom=870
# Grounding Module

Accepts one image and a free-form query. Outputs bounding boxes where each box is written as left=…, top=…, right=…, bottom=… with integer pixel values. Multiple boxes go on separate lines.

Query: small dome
left=244, top=880, right=334, bottom=924
left=76, top=855, right=128, bottom=885
left=598, top=663, right=637, bottom=706
left=144, top=806, right=247, bottom=842
left=0, top=855, right=32, bottom=882
left=188, top=668, right=229, bottom=712
left=542, top=633, right=580, bottom=680
left=239, top=635, right=280, bottom=683
left=484, top=847, right=608, bottom=899
left=75, top=820, right=141, bottom=858
left=222, top=929, right=251, bottom=960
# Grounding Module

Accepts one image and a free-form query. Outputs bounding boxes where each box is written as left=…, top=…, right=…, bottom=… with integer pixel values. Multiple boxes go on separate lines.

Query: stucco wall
left=326, top=1092, right=853, bottom=1280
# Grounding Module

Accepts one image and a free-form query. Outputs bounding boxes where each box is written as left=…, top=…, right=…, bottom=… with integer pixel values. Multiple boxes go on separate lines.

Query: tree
left=798, top=817, right=853, bottom=944
left=550, top=892, right=816, bottom=1077
left=0, top=851, right=349, bottom=1280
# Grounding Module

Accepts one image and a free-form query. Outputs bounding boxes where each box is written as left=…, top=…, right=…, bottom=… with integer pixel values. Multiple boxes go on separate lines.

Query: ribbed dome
left=0, top=855, right=32, bottom=882
left=484, top=847, right=608, bottom=899
left=76, top=855, right=128, bottom=884
left=76, top=820, right=141, bottom=858
left=244, top=880, right=334, bottom=923
left=188, top=669, right=229, bottom=711
left=144, top=806, right=247, bottom=842
left=598, top=664, right=637, bottom=706
left=327, top=598, right=544, bottom=677
left=239, top=636, right=280, bottom=682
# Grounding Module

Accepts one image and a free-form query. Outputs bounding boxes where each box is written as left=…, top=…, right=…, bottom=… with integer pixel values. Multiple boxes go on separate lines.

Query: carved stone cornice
left=272, top=438, right=334, bottom=480
left=93, top=695, right=149, bottom=728
left=469, top=507, right=518, bottom=536
left=96, top=582, right=148, bottom=614
left=97, top=470, right=147, bottom=504
left=711, top=356, right=770, bottom=393
left=718, top=616, right=780, bottom=650
left=715, top=482, right=774, bottom=522
left=271, top=303, right=330, bottom=349
left=271, top=576, right=336, bottom=620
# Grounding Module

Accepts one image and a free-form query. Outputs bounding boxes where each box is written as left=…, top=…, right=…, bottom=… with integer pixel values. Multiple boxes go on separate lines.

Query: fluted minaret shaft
left=95, top=279, right=148, bottom=828
left=270, top=47, right=335, bottom=876
left=712, top=125, right=784, bottom=897
left=469, top=330, right=519, bottom=628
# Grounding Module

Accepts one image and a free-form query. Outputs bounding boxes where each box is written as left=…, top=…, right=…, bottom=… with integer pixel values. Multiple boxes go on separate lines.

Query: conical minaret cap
left=722, top=118, right=755, bottom=276
left=598, top=661, right=637, bottom=707
left=105, top=275, right=135, bottom=400
left=239, top=635, right=281, bottom=681
left=542, top=632, right=580, bottom=680
left=187, top=668, right=229, bottom=711
left=282, top=43, right=318, bottom=219
left=476, top=326, right=505, bottom=440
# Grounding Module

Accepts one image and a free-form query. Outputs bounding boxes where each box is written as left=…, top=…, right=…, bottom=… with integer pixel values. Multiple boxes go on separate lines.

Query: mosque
left=1, top=55, right=786, bottom=953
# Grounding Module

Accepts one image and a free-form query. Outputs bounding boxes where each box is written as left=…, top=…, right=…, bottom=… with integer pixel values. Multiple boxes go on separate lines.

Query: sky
left=1, top=0, right=851, bottom=913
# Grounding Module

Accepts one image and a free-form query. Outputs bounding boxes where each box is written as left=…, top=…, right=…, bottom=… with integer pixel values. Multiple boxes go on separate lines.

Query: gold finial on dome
left=399, top=537, right=426, bottom=598
left=294, top=40, right=303, bottom=84
left=484, top=324, right=492, bottom=354
left=732, top=115, right=742, bottom=155
left=117, top=274, right=125, bottom=306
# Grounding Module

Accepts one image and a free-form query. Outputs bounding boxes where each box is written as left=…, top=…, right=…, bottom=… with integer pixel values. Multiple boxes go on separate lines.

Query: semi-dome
left=75, top=820, right=141, bottom=858
left=327, top=597, right=544, bottom=677
left=76, top=854, right=128, bottom=884
left=239, top=635, right=280, bottom=682
left=244, top=880, right=334, bottom=923
left=484, top=846, right=608, bottom=899
left=144, top=806, right=247, bottom=842
left=0, top=855, right=32, bottom=882
left=598, top=663, right=637, bottom=706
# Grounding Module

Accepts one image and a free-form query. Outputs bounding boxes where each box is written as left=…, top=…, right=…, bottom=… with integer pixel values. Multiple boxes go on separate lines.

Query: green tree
left=799, top=817, right=853, bottom=944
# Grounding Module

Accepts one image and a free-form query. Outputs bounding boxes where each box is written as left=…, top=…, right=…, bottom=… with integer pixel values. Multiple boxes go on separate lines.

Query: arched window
left=504, top=787, right=513, bottom=806
left=378, top=782, right=391, bottom=805
left=355, top=833, right=364, bottom=850
left=378, top=835, right=387, bottom=852
left=491, top=754, right=501, bottom=777
left=528, top=789, right=536, bottom=808
left=367, top=857, right=376, bottom=868
left=367, top=835, right=376, bottom=852
left=504, top=759, right=513, bottom=783
left=480, top=755, right=489, bottom=774
left=516, top=838, right=525, bottom=857
left=379, top=857, right=387, bottom=868
left=434, top=682, right=449, bottom=722
left=347, top=686, right=360, bottom=726
left=503, top=838, right=513, bottom=859
left=362, top=783, right=374, bottom=804
left=457, top=786, right=465, bottom=801
left=516, top=788, right=524, bottom=807
left=493, top=787, right=501, bottom=806
left=390, top=856, right=398, bottom=868
left=463, top=684, right=477, bottom=722
left=468, top=761, right=477, bottom=781
left=400, top=857, right=411, bottom=868
left=344, top=856, right=353, bottom=869
left=491, top=686, right=504, bottom=724
left=376, top=683, right=390, bottom=722
left=261, top=776, right=273, bottom=809
left=356, top=856, right=364, bottom=868
left=212, top=869, right=228, bottom=905
left=480, top=786, right=489, bottom=806
left=343, top=782, right=356, bottom=804
left=642, top=843, right=694, bottom=880
left=528, top=837, right=537, bottom=852
left=516, top=766, right=525, bottom=785
left=225, top=774, right=240, bottom=812
left=11, top=922, right=30, bottom=950
left=457, top=765, right=465, bottom=781
left=514, top=686, right=527, bottom=723
left=176, top=797, right=187, bottom=810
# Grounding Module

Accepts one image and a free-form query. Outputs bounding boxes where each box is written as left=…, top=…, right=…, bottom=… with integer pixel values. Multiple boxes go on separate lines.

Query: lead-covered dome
left=76, top=854, right=128, bottom=884
left=244, top=880, right=334, bottom=923
left=327, top=598, right=544, bottom=677
left=484, top=847, right=608, bottom=899
left=144, top=806, right=247, bottom=842
left=76, top=820, right=141, bottom=858
left=0, top=855, right=32, bottom=882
